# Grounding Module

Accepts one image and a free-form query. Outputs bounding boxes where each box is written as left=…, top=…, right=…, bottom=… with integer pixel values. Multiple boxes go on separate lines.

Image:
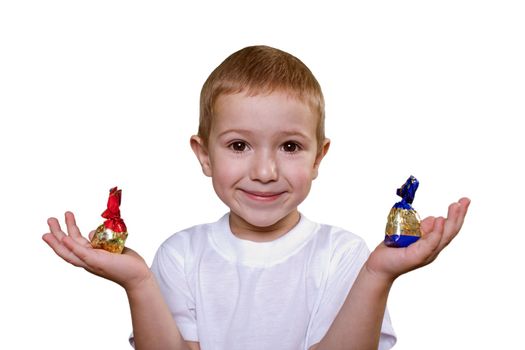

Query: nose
left=250, top=150, right=278, bottom=183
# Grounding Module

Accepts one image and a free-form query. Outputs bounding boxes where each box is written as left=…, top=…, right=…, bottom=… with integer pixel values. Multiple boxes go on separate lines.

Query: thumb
left=420, top=216, right=436, bottom=236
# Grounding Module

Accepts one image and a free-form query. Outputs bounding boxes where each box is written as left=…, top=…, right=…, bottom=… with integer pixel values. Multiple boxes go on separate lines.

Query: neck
left=228, top=211, right=300, bottom=242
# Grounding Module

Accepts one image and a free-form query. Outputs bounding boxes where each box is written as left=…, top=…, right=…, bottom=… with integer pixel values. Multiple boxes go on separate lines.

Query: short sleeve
left=152, top=243, right=199, bottom=341
left=129, top=239, right=199, bottom=347
left=306, top=232, right=396, bottom=349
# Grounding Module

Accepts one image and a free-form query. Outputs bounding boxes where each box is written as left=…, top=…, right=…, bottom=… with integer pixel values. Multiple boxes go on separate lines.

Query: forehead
left=212, top=91, right=317, bottom=133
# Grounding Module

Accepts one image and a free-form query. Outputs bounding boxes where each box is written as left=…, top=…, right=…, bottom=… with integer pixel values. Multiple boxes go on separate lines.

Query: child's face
left=192, top=91, right=329, bottom=240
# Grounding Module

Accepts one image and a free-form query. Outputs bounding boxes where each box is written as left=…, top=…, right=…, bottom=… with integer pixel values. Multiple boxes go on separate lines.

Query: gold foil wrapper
left=385, top=207, right=421, bottom=237
left=91, top=224, right=128, bottom=254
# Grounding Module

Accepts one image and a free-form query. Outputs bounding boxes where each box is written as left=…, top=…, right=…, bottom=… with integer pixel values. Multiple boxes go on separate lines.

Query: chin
left=237, top=209, right=297, bottom=229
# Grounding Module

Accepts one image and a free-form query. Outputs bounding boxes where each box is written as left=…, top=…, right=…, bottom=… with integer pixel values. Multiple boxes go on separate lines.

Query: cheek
left=281, top=159, right=316, bottom=189
left=210, top=156, right=243, bottom=190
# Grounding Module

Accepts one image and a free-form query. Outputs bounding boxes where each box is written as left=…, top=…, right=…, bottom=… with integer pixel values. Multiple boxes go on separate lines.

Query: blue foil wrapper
left=384, top=176, right=421, bottom=247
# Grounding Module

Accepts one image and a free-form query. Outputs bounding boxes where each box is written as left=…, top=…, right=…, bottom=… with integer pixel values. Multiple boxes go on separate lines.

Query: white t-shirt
left=131, top=213, right=396, bottom=349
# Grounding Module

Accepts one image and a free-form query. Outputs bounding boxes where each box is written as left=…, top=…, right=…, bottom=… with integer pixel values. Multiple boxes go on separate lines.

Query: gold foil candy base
left=385, top=207, right=421, bottom=237
left=91, top=224, right=128, bottom=254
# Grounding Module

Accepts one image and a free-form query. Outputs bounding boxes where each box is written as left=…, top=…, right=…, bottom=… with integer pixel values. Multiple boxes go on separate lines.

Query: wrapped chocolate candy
left=90, top=187, right=128, bottom=254
left=384, top=176, right=421, bottom=248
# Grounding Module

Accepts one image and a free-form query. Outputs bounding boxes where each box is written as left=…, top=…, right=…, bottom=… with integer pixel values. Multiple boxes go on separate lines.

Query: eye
left=229, top=141, right=248, bottom=152
left=282, top=141, right=300, bottom=153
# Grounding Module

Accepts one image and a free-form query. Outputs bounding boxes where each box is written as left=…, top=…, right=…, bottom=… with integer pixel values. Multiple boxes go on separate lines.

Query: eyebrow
left=216, top=129, right=254, bottom=138
left=217, top=129, right=312, bottom=140
left=277, top=130, right=312, bottom=140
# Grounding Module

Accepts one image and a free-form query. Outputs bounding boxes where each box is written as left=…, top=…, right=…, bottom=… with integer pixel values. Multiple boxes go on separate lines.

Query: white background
left=1, top=1, right=523, bottom=349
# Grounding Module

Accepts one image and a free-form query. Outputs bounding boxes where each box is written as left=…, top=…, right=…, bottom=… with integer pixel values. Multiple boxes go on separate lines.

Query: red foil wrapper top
left=102, top=187, right=127, bottom=233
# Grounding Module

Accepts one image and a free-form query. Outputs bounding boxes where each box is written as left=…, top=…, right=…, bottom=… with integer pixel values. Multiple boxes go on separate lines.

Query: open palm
left=43, top=211, right=151, bottom=291
left=365, top=198, right=470, bottom=282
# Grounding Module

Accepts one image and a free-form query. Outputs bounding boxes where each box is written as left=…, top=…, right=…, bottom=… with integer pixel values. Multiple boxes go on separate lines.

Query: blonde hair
left=199, top=45, right=325, bottom=151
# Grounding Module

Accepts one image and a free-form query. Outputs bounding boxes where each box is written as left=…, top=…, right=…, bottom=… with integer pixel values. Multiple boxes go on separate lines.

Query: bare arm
left=126, top=273, right=199, bottom=350
left=311, top=198, right=470, bottom=350
left=310, top=268, right=392, bottom=350
left=43, top=212, right=200, bottom=350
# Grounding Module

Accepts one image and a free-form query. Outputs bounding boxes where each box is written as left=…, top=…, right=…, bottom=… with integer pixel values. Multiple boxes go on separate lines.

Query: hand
left=42, top=211, right=152, bottom=291
left=365, top=197, right=471, bottom=283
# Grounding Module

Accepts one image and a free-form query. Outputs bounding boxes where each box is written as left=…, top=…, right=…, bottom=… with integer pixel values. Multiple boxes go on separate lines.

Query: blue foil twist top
left=393, top=175, right=419, bottom=210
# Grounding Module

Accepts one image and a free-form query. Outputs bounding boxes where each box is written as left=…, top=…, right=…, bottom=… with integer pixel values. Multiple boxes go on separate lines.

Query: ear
left=312, top=138, right=330, bottom=180
left=190, top=135, right=212, bottom=177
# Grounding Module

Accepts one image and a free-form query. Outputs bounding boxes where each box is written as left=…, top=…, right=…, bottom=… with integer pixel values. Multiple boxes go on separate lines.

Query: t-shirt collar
left=210, top=212, right=318, bottom=267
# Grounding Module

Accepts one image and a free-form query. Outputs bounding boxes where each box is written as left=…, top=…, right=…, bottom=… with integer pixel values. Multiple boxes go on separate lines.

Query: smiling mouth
left=241, top=190, right=286, bottom=202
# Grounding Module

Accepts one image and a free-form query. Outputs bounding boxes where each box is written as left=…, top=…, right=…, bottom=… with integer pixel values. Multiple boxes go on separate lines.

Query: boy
left=43, top=45, right=470, bottom=350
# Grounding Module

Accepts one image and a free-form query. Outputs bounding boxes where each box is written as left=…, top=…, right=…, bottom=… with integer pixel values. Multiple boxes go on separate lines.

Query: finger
left=443, top=202, right=462, bottom=241
left=64, top=211, right=92, bottom=246
left=88, top=230, right=96, bottom=241
left=428, top=216, right=446, bottom=261
left=442, top=198, right=471, bottom=247
left=47, top=217, right=66, bottom=241
left=455, top=197, right=471, bottom=229
left=411, top=217, right=445, bottom=265
left=420, top=216, right=436, bottom=236
left=65, top=211, right=82, bottom=238
left=42, top=233, right=88, bottom=268
left=446, top=198, right=470, bottom=228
